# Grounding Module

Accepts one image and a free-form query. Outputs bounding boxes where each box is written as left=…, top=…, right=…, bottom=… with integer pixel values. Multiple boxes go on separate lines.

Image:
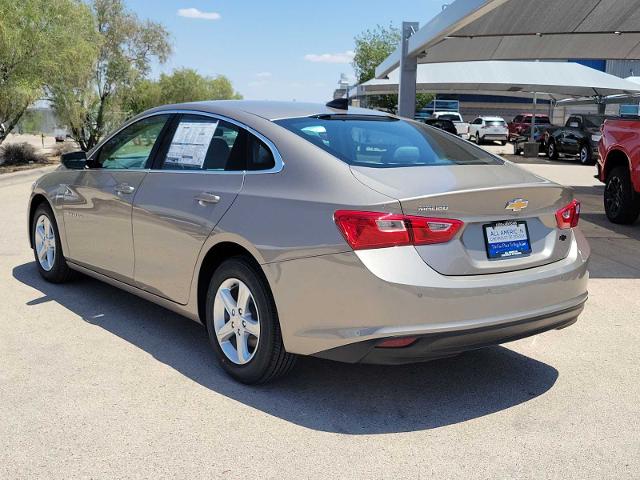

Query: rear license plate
left=483, top=221, right=531, bottom=259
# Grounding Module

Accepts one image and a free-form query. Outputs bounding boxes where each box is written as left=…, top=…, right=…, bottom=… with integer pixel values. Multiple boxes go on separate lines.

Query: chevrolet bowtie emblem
left=505, top=198, right=529, bottom=212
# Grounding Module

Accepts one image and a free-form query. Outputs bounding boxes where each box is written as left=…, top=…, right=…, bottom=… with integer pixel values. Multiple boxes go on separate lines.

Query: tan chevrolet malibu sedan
left=28, top=100, right=590, bottom=384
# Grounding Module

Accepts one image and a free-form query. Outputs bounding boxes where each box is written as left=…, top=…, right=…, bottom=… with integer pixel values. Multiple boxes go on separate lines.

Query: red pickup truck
left=598, top=118, right=640, bottom=224
left=508, top=113, right=552, bottom=141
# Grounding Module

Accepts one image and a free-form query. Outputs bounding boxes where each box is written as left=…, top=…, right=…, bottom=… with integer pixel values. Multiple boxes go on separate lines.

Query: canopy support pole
left=398, top=21, right=419, bottom=118
left=530, top=91, right=537, bottom=143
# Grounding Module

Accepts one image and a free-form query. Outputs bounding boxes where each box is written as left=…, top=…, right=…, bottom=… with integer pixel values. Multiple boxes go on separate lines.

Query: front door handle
left=195, top=192, right=221, bottom=206
left=114, top=183, right=135, bottom=195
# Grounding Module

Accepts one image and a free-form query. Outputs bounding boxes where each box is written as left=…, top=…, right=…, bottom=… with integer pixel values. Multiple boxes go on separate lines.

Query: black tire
left=475, top=133, right=481, bottom=145
left=205, top=257, right=296, bottom=384
left=31, top=203, right=73, bottom=283
left=500, top=140, right=507, bottom=146
left=579, top=144, right=594, bottom=165
left=547, top=140, right=558, bottom=160
left=604, top=166, right=640, bottom=224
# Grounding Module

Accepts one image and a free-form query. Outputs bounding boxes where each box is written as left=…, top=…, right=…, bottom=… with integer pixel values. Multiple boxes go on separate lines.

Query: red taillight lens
left=376, top=336, right=418, bottom=348
left=334, top=210, right=463, bottom=250
left=555, top=200, right=581, bottom=229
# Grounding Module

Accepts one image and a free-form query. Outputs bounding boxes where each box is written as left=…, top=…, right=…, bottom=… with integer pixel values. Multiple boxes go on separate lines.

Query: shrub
left=0, top=143, right=46, bottom=166
left=52, top=141, right=79, bottom=157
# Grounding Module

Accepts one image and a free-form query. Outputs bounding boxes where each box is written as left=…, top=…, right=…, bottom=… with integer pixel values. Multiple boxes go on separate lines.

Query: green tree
left=352, top=24, right=433, bottom=114
left=0, top=0, right=97, bottom=144
left=51, top=0, right=171, bottom=151
left=123, top=68, right=242, bottom=116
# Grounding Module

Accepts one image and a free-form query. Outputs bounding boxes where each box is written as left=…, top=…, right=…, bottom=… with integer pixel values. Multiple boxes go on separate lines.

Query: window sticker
left=166, top=121, right=218, bottom=168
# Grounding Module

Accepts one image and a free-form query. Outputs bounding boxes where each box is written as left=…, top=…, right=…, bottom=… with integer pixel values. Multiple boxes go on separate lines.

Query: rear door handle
left=114, top=183, right=135, bottom=195
left=195, top=192, right=221, bottom=205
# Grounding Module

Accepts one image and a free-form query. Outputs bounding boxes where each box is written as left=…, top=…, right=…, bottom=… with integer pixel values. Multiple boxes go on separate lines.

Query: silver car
left=28, top=101, right=590, bottom=384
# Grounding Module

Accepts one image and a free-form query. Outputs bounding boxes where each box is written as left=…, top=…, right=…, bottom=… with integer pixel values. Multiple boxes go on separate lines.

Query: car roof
left=143, top=100, right=391, bottom=121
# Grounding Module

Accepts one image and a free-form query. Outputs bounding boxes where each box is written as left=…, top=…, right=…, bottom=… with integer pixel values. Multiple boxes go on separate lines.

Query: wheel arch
left=603, top=149, right=631, bottom=180
left=196, top=241, right=271, bottom=327
left=28, top=194, right=52, bottom=249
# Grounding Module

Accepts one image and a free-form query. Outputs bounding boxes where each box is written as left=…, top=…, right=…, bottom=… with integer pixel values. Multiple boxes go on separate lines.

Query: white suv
left=468, top=116, right=508, bottom=145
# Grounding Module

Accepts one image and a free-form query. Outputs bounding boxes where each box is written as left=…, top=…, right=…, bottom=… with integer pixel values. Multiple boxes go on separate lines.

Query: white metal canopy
left=376, top=0, right=640, bottom=79
left=375, top=0, right=640, bottom=117
left=359, top=61, right=640, bottom=100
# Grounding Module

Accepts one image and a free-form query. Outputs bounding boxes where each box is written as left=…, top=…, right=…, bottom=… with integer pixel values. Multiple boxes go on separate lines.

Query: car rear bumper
left=482, top=134, right=508, bottom=141
left=263, top=229, right=590, bottom=358
left=314, top=302, right=582, bottom=364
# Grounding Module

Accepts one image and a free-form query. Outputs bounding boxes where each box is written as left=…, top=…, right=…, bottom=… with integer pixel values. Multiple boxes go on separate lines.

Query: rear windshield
left=523, top=116, right=550, bottom=124
left=437, top=114, right=462, bottom=122
left=275, top=115, right=502, bottom=168
left=486, top=120, right=505, bottom=126
left=582, top=115, right=606, bottom=128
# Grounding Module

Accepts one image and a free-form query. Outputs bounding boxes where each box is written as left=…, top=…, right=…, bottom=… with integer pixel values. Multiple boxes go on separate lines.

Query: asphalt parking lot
left=1, top=159, right=639, bottom=479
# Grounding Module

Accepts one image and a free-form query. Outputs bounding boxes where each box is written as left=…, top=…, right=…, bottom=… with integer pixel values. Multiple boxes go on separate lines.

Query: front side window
left=161, top=115, right=245, bottom=171
left=275, top=115, right=502, bottom=168
left=94, top=115, right=170, bottom=169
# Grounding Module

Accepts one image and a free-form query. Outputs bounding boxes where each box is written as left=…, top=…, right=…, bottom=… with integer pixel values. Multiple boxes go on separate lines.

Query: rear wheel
left=500, top=140, right=507, bottom=146
left=547, top=140, right=558, bottom=160
left=32, top=203, right=72, bottom=283
left=604, top=166, right=640, bottom=224
left=205, top=257, right=296, bottom=384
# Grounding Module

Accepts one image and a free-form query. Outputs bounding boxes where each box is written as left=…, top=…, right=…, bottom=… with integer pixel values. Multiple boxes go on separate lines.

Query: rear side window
left=247, top=136, right=275, bottom=171
left=275, top=116, right=502, bottom=168
left=160, top=115, right=246, bottom=171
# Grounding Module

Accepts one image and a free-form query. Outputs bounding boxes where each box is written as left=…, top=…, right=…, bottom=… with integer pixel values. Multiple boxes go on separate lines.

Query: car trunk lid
left=350, top=163, right=574, bottom=275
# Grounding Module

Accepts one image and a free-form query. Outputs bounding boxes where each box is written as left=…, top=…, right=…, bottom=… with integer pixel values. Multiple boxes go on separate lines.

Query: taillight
left=555, top=200, right=580, bottom=229
left=334, top=210, right=463, bottom=250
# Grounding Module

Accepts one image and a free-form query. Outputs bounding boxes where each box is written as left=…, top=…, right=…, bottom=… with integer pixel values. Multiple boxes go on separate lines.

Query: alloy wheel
left=35, top=214, right=56, bottom=271
left=580, top=146, right=589, bottom=164
left=605, top=175, right=624, bottom=218
left=213, top=278, right=261, bottom=365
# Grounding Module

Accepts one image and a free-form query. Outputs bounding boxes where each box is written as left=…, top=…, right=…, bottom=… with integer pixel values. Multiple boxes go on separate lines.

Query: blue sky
left=125, top=1, right=448, bottom=102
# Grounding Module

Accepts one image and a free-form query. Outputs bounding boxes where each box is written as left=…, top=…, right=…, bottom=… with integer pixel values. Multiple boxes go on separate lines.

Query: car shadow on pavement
left=13, top=262, right=559, bottom=435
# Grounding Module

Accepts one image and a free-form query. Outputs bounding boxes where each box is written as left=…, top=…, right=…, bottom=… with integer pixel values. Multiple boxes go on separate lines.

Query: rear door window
left=159, top=115, right=246, bottom=171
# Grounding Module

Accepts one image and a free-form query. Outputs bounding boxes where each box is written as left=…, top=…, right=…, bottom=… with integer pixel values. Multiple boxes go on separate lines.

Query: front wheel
left=579, top=144, right=594, bottom=165
left=604, top=166, right=640, bottom=224
left=547, top=141, right=558, bottom=160
left=475, top=133, right=481, bottom=145
left=32, top=203, right=73, bottom=283
left=500, top=140, right=507, bottom=146
left=206, top=257, right=296, bottom=384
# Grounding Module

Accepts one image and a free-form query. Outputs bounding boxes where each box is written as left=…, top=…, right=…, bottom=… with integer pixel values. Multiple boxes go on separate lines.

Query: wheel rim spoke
left=216, top=320, right=234, bottom=342
left=219, top=288, right=236, bottom=315
left=243, top=315, right=260, bottom=338
left=236, top=331, right=249, bottom=364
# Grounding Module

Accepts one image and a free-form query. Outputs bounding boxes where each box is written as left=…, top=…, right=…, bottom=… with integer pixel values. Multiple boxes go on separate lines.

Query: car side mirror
left=61, top=151, right=87, bottom=169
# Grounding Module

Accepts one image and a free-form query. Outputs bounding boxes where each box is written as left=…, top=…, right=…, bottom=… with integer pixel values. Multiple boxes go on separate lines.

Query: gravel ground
left=1, top=162, right=638, bottom=479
